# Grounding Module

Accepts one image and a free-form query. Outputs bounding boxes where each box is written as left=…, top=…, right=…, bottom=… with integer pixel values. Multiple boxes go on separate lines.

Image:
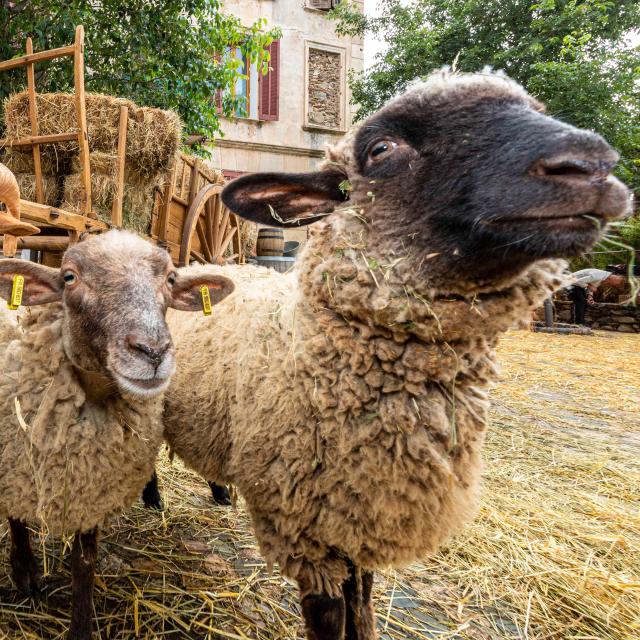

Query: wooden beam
left=179, top=159, right=189, bottom=199
left=179, top=152, right=196, bottom=168
left=0, top=236, right=70, bottom=251
left=156, top=165, right=176, bottom=244
left=111, top=105, right=128, bottom=226
left=187, top=158, right=200, bottom=207
left=73, top=25, right=93, bottom=218
left=19, top=200, right=108, bottom=232
left=25, top=38, right=44, bottom=204
left=211, top=190, right=221, bottom=255
left=0, top=45, right=75, bottom=72
left=0, top=132, right=78, bottom=147
left=184, top=134, right=207, bottom=146
left=231, top=214, right=243, bottom=264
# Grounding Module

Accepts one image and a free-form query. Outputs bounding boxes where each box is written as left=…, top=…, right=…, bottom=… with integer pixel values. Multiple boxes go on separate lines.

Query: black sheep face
left=222, top=71, right=631, bottom=281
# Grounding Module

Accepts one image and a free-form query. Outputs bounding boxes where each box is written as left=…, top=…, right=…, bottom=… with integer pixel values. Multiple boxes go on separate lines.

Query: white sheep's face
left=0, top=231, right=234, bottom=398
left=220, top=70, right=631, bottom=283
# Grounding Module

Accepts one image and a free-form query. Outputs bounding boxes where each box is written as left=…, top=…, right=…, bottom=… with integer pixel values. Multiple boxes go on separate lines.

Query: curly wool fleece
left=0, top=304, right=163, bottom=534
left=163, top=195, right=566, bottom=597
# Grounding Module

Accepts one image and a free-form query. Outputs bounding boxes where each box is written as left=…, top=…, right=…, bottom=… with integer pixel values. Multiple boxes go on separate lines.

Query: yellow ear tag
left=7, top=275, right=24, bottom=310
left=200, top=285, right=212, bottom=316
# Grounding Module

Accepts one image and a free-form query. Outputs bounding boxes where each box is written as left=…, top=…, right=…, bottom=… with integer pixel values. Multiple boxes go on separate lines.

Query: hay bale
left=121, top=185, right=158, bottom=235
left=239, top=219, right=258, bottom=257
left=63, top=171, right=160, bottom=235
left=71, top=151, right=150, bottom=186
left=71, top=151, right=117, bottom=177
left=128, top=107, right=183, bottom=179
left=224, top=217, right=258, bottom=259
left=13, top=172, right=60, bottom=206
left=4, top=93, right=131, bottom=156
left=4, top=92, right=182, bottom=177
left=0, top=148, right=65, bottom=175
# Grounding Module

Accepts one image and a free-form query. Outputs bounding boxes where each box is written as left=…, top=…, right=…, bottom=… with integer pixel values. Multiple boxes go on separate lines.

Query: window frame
left=215, top=46, right=253, bottom=119
left=305, top=0, right=341, bottom=11
left=303, top=41, right=347, bottom=133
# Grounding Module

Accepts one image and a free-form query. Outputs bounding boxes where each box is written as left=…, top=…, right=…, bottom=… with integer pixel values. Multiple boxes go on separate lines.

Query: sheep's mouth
left=112, top=371, right=170, bottom=397
left=489, top=212, right=606, bottom=229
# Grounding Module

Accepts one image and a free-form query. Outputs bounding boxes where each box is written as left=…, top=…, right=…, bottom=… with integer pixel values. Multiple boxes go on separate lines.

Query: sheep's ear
left=221, top=169, right=348, bottom=227
left=170, top=272, right=235, bottom=312
left=0, top=260, right=62, bottom=306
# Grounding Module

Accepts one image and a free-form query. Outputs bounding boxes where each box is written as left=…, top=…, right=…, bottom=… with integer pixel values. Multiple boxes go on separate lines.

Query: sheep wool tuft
left=0, top=304, right=163, bottom=534
left=164, top=205, right=565, bottom=597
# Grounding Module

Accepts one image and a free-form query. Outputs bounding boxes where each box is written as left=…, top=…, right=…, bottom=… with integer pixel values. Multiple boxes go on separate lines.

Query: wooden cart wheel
left=179, top=184, right=242, bottom=267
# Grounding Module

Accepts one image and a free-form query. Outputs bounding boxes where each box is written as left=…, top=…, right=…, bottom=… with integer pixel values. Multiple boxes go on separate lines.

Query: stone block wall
left=307, top=48, right=342, bottom=129
left=554, top=300, right=640, bottom=332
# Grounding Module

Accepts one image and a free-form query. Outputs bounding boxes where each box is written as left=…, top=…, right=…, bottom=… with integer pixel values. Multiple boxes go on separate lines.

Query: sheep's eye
left=62, top=271, right=77, bottom=286
left=368, top=139, right=397, bottom=162
left=167, top=272, right=177, bottom=287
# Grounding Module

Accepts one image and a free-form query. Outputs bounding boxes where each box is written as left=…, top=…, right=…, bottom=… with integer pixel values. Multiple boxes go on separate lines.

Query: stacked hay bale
left=63, top=152, right=164, bottom=234
left=0, top=148, right=66, bottom=207
left=3, top=92, right=182, bottom=234
left=238, top=217, right=258, bottom=258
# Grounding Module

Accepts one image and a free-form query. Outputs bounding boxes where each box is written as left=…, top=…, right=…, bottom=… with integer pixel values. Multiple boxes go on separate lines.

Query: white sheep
left=0, top=200, right=233, bottom=640
left=159, top=71, right=630, bottom=640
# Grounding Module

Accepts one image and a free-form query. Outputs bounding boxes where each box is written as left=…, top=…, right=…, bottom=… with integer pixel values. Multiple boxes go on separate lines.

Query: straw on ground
left=0, top=330, right=637, bottom=639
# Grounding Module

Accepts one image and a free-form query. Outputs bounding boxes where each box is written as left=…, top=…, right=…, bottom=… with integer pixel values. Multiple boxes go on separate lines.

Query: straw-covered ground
left=0, top=330, right=638, bottom=639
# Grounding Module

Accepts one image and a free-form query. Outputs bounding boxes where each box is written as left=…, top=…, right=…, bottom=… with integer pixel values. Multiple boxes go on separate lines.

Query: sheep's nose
left=127, top=335, right=171, bottom=365
left=530, top=155, right=616, bottom=183
left=530, top=145, right=631, bottom=220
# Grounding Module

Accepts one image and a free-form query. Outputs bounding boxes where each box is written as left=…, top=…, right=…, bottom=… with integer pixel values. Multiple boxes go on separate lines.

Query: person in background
left=567, top=269, right=625, bottom=325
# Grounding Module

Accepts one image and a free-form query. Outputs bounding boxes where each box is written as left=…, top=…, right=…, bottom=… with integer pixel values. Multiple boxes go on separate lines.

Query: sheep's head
left=0, top=231, right=234, bottom=397
left=222, top=70, right=631, bottom=284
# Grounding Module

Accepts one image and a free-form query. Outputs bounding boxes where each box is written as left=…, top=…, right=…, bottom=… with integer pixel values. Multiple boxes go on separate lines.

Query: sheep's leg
left=300, top=590, right=346, bottom=640
left=8, top=518, right=41, bottom=596
left=208, top=481, right=232, bottom=506
left=68, top=528, right=97, bottom=640
left=343, top=564, right=376, bottom=640
left=142, top=470, right=164, bottom=510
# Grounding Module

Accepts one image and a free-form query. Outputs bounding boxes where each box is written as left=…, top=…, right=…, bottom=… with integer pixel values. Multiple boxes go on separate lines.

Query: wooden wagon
left=0, top=26, right=242, bottom=266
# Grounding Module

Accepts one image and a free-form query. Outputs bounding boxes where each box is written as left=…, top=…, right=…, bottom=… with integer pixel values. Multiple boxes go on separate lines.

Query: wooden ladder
left=0, top=25, right=94, bottom=255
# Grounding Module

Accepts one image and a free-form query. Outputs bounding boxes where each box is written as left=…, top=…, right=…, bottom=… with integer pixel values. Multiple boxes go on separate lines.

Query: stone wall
left=553, top=300, right=640, bottom=333
left=307, top=48, right=342, bottom=129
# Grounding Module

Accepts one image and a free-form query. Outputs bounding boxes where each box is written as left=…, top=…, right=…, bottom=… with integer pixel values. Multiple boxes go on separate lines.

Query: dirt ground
left=0, top=330, right=638, bottom=639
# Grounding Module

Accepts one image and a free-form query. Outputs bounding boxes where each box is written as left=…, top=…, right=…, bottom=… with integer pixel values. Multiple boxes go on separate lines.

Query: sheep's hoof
left=10, top=556, right=42, bottom=597
left=209, top=482, right=232, bottom=506
left=143, top=494, right=164, bottom=511
left=66, top=629, right=94, bottom=640
left=141, top=485, right=164, bottom=511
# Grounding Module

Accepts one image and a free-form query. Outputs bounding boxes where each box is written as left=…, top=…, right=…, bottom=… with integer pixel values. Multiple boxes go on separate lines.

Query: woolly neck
left=2, top=303, right=164, bottom=535
left=298, top=209, right=565, bottom=383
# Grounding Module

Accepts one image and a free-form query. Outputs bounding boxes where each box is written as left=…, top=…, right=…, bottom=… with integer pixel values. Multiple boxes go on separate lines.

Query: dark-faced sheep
left=0, top=216, right=233, bottom=640
left=156, top=71, right=630, bottom=640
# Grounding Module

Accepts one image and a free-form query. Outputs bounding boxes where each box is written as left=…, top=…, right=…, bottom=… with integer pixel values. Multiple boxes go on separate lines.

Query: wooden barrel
left=256, top=228, right=284, bottom=256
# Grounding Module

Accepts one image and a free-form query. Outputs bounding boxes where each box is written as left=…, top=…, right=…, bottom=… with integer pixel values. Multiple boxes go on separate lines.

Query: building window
left=259, top=40, right=280, bottom=121
left=216, top=40, right=280, bottom=121
left=305, top=43, right=345, bottom=131
left=306, top=0, right=341, bottom=10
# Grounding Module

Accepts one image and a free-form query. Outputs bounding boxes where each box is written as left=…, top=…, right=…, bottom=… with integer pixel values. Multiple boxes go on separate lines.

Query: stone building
left=209, top=1, right=364, bottom=246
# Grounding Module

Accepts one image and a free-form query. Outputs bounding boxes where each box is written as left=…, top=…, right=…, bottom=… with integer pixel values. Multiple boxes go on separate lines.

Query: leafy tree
left=334, top=0, right=640, bottom=266
left=0, top=0, right=280, bottom=141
